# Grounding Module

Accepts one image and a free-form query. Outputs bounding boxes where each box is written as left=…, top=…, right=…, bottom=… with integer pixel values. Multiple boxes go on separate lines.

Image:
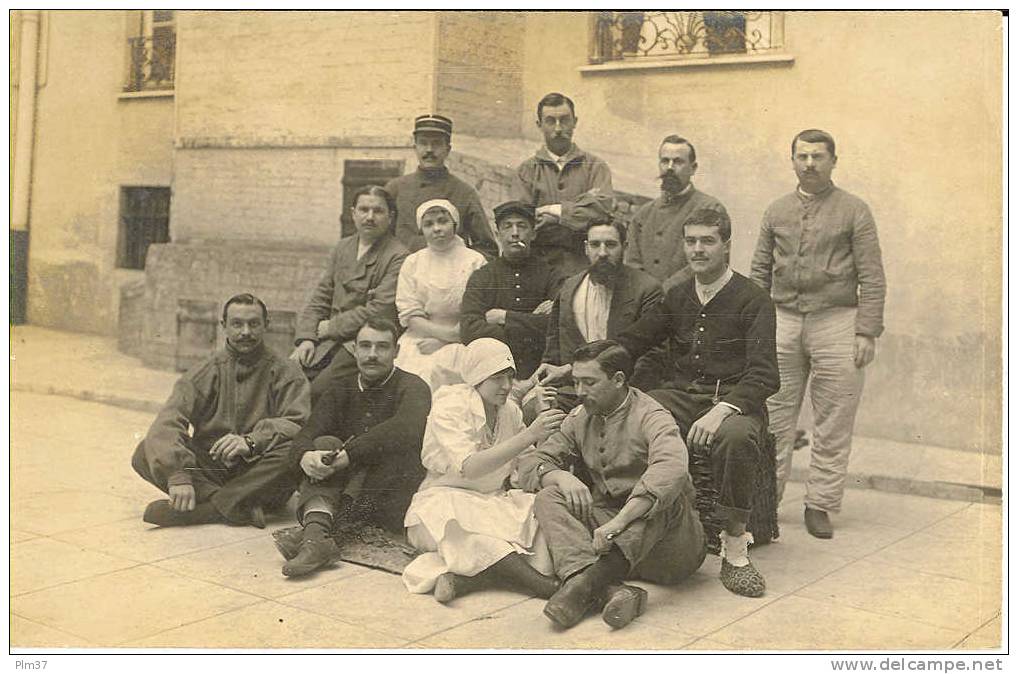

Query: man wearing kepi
left=291, top=185, right=408, bottom=404
left=517, top=340, right=705, bottom=629
left=750, top=129, right=886, bottom=540
left=385, top=114, right=498, bottom=259
left=626, top=135, right=729, bottom=291
left=460, top=200, right=562, bottom=380
left=512, top=92, right=613, bottom=278
left=614, top=208, right=779, bottom=598
left=132, top=294, right=310, bottom=527
left=276, top=317, right=431, bottom=577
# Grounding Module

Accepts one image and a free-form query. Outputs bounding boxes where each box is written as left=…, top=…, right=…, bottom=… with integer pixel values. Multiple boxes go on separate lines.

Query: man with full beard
left=625, top=135, right=730, bottom=292
left=536, top=201, right=662, bottom=394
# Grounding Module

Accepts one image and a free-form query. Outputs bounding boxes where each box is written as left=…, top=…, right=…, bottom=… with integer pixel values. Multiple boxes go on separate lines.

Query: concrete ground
left=8, top=327, right=1004, bottom=651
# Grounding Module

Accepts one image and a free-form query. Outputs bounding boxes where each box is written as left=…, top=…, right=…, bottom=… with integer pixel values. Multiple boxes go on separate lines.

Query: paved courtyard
left=9, top=390, right=1002, bottom=651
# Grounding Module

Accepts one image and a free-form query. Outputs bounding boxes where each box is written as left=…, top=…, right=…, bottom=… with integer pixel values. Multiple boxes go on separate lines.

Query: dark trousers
left=648, top=388, right=764, bottom=519
left=533, top=482, right=706, bottom=585
left=306, top=348, right=359, bottom=405
left=131, top=437, right=300, bottom=523
left=295, top=436, right=424, bottom=533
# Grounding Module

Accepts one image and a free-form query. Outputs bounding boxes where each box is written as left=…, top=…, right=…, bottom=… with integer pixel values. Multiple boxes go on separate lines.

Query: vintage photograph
left=8, top=9, right=1003, bottom=654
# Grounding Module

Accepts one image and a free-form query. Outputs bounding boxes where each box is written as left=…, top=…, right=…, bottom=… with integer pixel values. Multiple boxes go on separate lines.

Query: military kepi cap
left=493, top=200, right=536, bottom=224
left=414, top=114, right=453, bottom=137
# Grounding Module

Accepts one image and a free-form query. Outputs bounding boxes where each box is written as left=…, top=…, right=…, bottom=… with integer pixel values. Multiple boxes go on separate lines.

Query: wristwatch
left=243, top=435, right=257, bottom=453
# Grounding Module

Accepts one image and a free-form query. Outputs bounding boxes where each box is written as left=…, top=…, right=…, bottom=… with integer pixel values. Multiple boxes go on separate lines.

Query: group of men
left=130, top=91, right=886, bottom=630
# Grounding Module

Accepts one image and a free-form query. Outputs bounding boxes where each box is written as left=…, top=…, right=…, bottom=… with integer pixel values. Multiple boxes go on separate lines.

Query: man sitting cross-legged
left=516, top=340, right=706, bottom=629
left=277, top=317, right=432, bottom=577
left=132, top=293, right=310, bottom=527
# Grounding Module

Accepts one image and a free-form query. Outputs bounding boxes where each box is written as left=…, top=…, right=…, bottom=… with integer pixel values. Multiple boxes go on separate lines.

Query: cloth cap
left=572, top=188, right=618, bottom=228
left=493, top=200, right=536, bottom=225
left=416, top=199, right=460, bottom=230
left=414, top=114, right=453, bottom=138
left=461, top=338, right=516, bottom=386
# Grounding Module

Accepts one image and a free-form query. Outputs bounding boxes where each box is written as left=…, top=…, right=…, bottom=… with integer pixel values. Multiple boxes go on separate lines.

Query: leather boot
left=804, top=507, right=833, bottom=539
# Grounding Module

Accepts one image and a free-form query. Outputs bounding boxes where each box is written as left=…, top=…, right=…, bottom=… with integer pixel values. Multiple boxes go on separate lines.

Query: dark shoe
left=600, top=583, right=648, bottom=629
left=143, top=500, right=224, bottom=527
left=271, top=526, right=304, bottom=560
left=281, top=535, right=340, bottom=577
left=543, top=571, right=598, bottom=628
left=804, top=507, right=833, bottom=539
left=720, top=559, right=766, bottom=598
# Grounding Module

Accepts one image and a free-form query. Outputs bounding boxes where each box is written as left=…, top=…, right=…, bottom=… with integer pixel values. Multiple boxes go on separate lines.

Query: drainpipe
left=11, top=10, right=40, bottom=325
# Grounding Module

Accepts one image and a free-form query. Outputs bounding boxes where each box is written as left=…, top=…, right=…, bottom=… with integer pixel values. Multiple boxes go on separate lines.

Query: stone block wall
left=140, top=241, right=331, bottom=370
left=435, top=12, right=525, bottom=138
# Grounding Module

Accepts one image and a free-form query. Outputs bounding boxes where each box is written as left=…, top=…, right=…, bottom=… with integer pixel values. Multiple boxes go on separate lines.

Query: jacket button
left=699, top=326, right=705, bottom=332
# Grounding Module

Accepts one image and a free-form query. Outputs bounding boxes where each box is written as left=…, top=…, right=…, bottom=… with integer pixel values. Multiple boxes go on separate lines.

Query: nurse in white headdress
left=393, top=199, right=487, bottom=384
left=402, top=338, right=566, bottom=603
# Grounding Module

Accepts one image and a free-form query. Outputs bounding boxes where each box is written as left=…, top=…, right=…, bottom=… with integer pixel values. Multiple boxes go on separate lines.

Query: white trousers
left=768, top=306, right=865, bottom=513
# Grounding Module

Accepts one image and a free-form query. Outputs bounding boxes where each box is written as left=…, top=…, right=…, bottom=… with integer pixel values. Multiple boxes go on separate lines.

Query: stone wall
left=435, top=12, right=525, bottom=138
left=140, top=241, right=331, bottom=370
left=176, top=11, right=435, bottom=145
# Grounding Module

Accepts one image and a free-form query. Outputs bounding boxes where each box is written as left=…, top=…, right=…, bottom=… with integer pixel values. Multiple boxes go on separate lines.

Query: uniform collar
left=358, top=366, right=396, bottom=392
left=416, top=166, right=450, bottom=185
left=535, top=143, right=584, bottom=166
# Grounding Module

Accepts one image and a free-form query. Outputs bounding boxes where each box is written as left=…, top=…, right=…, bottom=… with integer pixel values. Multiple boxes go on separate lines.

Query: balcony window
left=591, top=11, right=785, bottom=65
left=124, top=10, right=175, bottom=92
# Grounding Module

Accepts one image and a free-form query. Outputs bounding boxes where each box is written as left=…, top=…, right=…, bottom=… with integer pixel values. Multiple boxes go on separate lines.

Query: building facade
left=10, top=10, right=1002, bottom=453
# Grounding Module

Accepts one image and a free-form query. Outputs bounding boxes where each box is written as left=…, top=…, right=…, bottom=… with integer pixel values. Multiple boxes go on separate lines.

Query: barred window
left=340, top=160, right=405, bottom=237
left=124, top=10, right=176, bottom=92
left=118, top=186, right=171, bottom=270
left=591, top=11, right=785, bottom=64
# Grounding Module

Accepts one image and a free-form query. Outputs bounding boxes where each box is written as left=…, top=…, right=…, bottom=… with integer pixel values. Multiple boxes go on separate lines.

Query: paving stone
left=709, top=594, right=964, bottom=650
left=12, top=565, right=261, bottom=646
left=634, top=564, right=781, bottom=636
left=154, top=534, right=369, bottom=599
left=10, top=530, right=40, bottom=544
left=12, top=490, right=139, bottom=536
left=277, top=568, right=530, bottom=642
left=864, top=531, right=1001, bottom=589
left=128, top=601, right=407, bottom=649
left=954, top=614, right=1001, bottom=650
left=54, top=517, right=267, bottom=564
left=418, top=597, right=699, bottom=650
left=796, top=559, right=999, bottom=633
left=11, top=537, right=138, bottom=596
left=10, top=614, right=96, bottom=649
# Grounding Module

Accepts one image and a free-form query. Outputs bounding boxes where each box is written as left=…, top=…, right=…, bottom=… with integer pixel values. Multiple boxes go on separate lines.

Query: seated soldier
left=276, top=317, right=432, bottom=577
left=132, top=293, right=310, bottom=527
left=616, top=208, right=779, bottom=598
left=460, top=200, right=562, bottom=380
left=291, top=185, right=408, bottom=404
left=517, top=341, right=706, bottom=630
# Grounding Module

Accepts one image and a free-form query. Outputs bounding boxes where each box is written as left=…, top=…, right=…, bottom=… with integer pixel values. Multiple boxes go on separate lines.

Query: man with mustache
left=517, top=340, right=705, bottom=629
left=292, top=185, right=408, bottom=405
left=750, top=129, right=886, bottom=540
left=385, top=114, right=498, bottom=259
left=611, top=207, right=779, bottom=597
left=132, top=294, right=310, bottom=528
left=626, top=135, right=730, bottom=292
left=274, top=317, right=431, bottom=577
left=459, top=200, right=563, bottom=380
left=512, top=93, right=614, bottom=279
left=536, top=195, right=662, bottom=393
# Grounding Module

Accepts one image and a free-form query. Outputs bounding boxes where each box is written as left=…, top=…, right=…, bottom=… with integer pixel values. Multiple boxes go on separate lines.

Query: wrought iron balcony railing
left=125, top=34, right=176, bottom=92
left=591, top=11, right=784, bottom=64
